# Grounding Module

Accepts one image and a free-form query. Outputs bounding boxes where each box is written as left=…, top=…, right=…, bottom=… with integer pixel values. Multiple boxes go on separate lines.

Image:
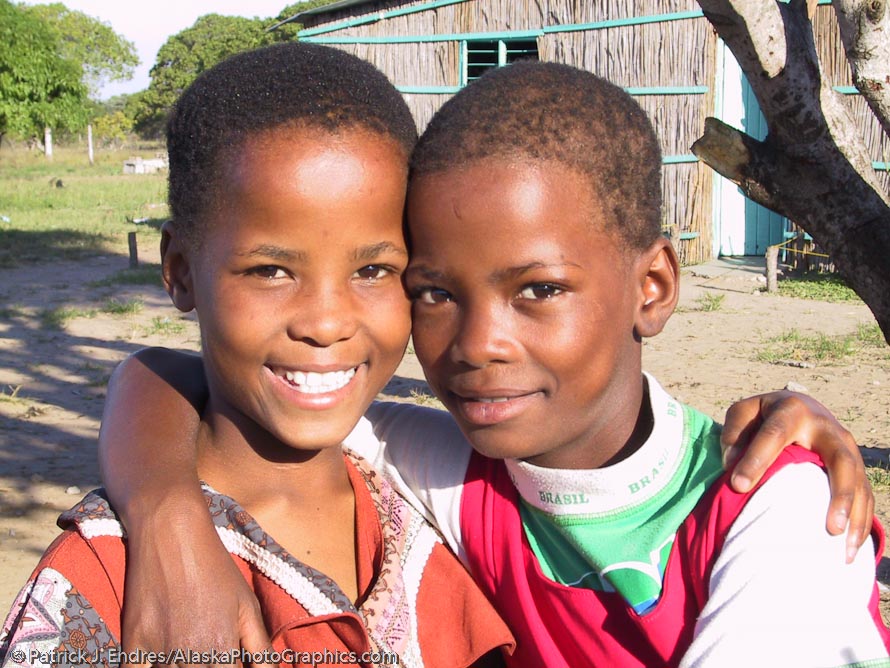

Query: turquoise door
left=741, top=77, right=787, bottom=255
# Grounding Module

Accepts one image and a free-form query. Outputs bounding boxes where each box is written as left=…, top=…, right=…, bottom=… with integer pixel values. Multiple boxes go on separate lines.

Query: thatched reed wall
left=299, top=0, right=886, bottom=264
left=301, top=0, right=718, bottom=263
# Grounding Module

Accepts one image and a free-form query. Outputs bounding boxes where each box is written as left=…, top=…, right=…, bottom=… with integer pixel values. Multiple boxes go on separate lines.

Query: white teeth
left=279, top=367, right=356, bottom=394
left=477, top=397, right=510, bottom=403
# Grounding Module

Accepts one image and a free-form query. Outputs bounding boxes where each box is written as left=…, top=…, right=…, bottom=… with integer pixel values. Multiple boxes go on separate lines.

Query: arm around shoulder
left=680, top=463, right=889, bottom=668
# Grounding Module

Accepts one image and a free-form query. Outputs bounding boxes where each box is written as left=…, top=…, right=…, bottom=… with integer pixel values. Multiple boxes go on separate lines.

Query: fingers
left=843, top=469, right=875, bottom=564
left=239, top=600, right=275, bottom=668
left=720, top=395, right=763, bottom=476
left=722, top=389, right=875, bottom=563
left=725, top=394, right=801, bottom=493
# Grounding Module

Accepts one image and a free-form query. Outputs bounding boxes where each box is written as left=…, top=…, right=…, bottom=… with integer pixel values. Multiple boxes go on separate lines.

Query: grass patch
left=409, top=388, right=443, bottom=408
left=40, top=306, right=98, bottom=330
left=89, top=263, right=163, bottom=288
left=0, top=145, right=166, bottom=267
left=866, top=465, right=890, bottom=491
left=0, top=385, right=25, bottom=404
left=0, top=304, right=27, bottom=318
left=142, top=316, right=186, bottom=337
left=101, top=297, right=143, bottom=315
left=757, top=324, right=886, bottom=365
left=777, top=274, right=862, bottom=303
left=694, top=293, right=725, bottom=312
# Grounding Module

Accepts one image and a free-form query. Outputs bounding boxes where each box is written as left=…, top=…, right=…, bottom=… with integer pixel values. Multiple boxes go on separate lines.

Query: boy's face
left=167, top=129, right=411, bottom=453
left=406, top=159, right=668, bottom=469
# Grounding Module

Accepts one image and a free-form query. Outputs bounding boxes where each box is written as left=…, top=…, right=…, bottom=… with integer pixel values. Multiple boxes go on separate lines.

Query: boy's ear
left=634, top=237, right=679, bottom=339
left=160, top=220, right=196, bottom=313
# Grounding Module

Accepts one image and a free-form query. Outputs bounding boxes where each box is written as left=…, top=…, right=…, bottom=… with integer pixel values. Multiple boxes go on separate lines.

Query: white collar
left=505, top=373, right=686, bottom=516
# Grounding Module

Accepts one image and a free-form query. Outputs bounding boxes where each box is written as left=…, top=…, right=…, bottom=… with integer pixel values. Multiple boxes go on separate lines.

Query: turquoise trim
left=396, top=85, right=461, bottom=94
left=875, top=162, right=890, bottom=171
left=393, top=84, right=705, bottom=96
left=663, top=155, right=699, bottom=164
left=834, top=86, right=860, bottom=94
left=304, top=29, right=541, bottom=44
left=541, top=9, right=703, bottom=34
left=297, top=0, right=471, bottom=38
left=625, top=86, right=708, bottom=96
left=301, top=8, right=706, bottom=43
left=678, top=231, right=700, bottom=240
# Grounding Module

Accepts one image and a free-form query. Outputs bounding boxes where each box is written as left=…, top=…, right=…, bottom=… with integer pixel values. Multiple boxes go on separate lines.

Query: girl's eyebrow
left=238, top=245, right=308, bottom=262
left=352, top=241, right=408, bottom=262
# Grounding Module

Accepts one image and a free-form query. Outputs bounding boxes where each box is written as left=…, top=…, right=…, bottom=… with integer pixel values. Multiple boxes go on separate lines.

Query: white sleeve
left=343, top=402, right=472, bottom=560
left=680, top=463, right=889, bottom=668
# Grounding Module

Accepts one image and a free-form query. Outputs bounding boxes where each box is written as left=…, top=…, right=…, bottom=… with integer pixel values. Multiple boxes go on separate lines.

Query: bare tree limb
left=833, top=0, right=890, bottom=138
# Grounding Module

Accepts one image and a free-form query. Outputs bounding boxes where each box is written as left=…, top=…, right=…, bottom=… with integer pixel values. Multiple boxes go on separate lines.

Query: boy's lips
left=449, top=388, right=544, bottom=426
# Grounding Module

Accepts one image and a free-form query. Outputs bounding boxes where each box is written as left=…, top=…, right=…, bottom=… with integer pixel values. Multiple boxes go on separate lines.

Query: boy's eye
left=249, top=265, right=288, bottom=280
left=518, top=283, right=563, bottom=300
left=414, top=287, right=453, bottom=304
left=354, top=265, right=391, bottom=281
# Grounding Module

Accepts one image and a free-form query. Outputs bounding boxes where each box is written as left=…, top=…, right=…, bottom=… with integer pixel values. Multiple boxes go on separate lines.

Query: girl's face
left=406, top=158, right=654, bottom=470
left=179, top=127, right=411, bottom=455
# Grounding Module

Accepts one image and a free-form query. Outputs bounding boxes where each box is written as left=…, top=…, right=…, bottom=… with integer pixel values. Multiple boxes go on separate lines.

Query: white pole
left=44, top=126, right=53, bottom=159
left=87, top=124, right=94, bottom=165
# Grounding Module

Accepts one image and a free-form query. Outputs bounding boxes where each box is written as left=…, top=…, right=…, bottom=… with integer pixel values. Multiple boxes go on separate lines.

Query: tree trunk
left=693, top=0, right=890, bottom=343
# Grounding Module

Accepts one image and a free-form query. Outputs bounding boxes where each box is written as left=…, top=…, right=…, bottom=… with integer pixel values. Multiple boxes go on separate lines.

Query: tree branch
left=695, top=0, right=890, bottom=342
left=833, top=0, right=890, bottom=138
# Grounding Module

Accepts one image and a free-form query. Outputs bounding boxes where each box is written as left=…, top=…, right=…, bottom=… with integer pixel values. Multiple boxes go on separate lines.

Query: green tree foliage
left=132, top=14, right=290, bottom=137
left=20, top=3, right=139, bottom=98
left=93, top=110, right=133, bottom=147
left=0, top=0, right=88, bottom=140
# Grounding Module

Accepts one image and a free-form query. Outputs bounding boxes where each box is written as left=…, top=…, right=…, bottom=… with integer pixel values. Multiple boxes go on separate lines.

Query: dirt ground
left=1, top=246, right=889, bottom=618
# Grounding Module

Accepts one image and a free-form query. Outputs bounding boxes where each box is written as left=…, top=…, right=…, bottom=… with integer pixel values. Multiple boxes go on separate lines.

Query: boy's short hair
left=167, top=42, right=418, bottom=244
left=410, top=61, right=662, bottom=250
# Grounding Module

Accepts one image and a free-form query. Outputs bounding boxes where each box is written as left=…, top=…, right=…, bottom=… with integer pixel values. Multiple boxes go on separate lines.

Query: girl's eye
left=354, top=265, right=391, bottom=281
left=518, top=284, right=563, bottom=300
left=249, top=265, right=288, bottom=280
left=414, top=287, right=453, bottom=304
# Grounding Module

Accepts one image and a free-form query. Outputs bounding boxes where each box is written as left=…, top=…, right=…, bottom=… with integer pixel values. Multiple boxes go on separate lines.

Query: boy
left=92, top=62, right=882, bottom=666
left=0, top=43, right=512, bottom=668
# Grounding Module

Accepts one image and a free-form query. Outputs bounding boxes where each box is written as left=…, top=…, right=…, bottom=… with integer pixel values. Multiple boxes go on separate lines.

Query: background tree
left=132, top=14, right=290, bottom=137
left=692, top=0, right=890, bottom=342
left=19, top=2, right=139, bottom=99
left=92, top=110, right=132, bottom=148
left=0, top=0, right=88, bottom=144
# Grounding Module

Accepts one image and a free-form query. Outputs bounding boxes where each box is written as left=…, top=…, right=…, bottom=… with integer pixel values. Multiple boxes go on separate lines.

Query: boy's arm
left=718, top=391, right=872, bottom=562
left=98, top=348, right=273, bottom=665
left=679, top=464, right=888, bottom=668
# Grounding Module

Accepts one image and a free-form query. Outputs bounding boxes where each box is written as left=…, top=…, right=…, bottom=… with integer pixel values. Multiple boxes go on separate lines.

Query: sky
left=20, top=0, right=300, bottom=99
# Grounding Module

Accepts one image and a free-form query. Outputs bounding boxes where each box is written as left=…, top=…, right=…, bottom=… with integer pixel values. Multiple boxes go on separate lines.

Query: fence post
left=765, top=245, right=779, bottom=292
left=87, top=124, right=94, bottom=166
left=128, top=232, right=138, bottom=269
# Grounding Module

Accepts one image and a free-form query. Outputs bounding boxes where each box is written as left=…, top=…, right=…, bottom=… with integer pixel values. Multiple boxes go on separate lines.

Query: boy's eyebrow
left=407, top=262, right=581, bottom=283
left=491, top=261, right=582, bottom=282
left=238, top=245, right=308, bottom=262
left=352, top=241, right=408, bottom=262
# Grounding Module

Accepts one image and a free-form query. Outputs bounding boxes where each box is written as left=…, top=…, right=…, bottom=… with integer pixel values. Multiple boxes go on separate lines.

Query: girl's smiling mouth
left=266, top=364, right=363, bottom=405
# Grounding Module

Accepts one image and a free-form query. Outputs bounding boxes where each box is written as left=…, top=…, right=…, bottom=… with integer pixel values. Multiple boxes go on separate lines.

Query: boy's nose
left=449, top=304, right=518, bottom=367
left=286, top=286, right=358, bottom=347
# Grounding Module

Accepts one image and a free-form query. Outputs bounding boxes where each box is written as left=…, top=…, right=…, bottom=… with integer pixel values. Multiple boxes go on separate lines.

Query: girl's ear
left=160, top=220, right=196, bottom=313
left=634, top=237, right=680, bottom=339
